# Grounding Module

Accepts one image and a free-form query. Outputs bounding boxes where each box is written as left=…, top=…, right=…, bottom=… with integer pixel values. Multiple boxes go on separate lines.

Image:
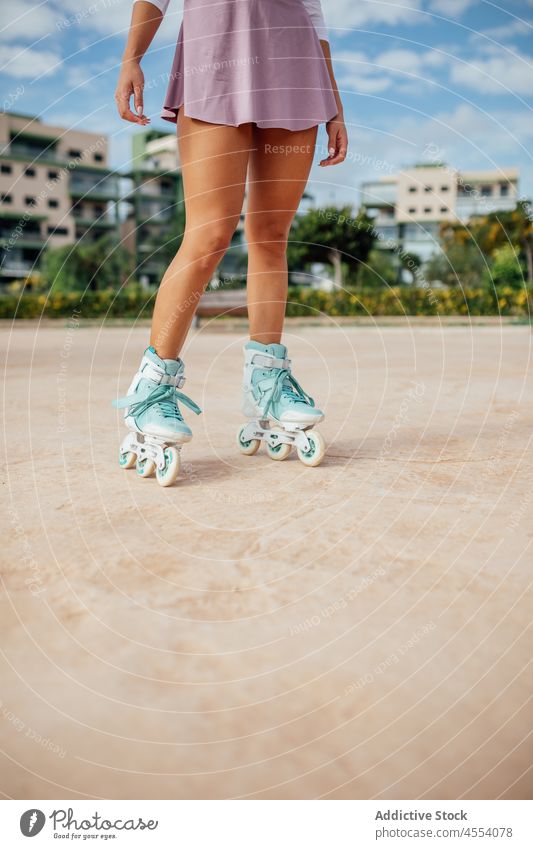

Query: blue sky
left=2, top=0, right=532, bottom=206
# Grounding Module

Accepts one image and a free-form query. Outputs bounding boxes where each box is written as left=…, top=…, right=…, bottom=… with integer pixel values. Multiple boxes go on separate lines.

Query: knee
left=245, top=218, right=290, bottom=256
left=184, top=222, right=238, bottom=271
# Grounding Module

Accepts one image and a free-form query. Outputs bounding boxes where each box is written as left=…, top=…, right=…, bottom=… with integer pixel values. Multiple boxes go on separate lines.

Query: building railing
left=3, top=144, right=66, bottom=163
left=0, top=231, right=44, bottom=243
left=69, top=182, right=119, bottom=198
left=360, top=185, right=397, bottom=207
left=0, top=259, right=36, bottom=274
left=455, top=195, right=518, bottom=218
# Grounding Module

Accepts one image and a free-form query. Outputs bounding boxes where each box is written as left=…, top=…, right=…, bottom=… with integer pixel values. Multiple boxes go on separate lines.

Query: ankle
left=249, top=335, right=282, bottom=346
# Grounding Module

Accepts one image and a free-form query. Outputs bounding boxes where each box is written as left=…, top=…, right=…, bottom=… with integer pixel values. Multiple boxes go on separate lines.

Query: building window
left=441, top=185, right=449, bottom=191
left=48, top=199, right=59, bottom=208
left=500, top=184, right=509, bottom=197
left=424, top=207, right=432, bottom=214
left=1, top=193, right=12, bottom=203
left=25, top=196, right=37, bottom=206
left=481, top=185, right=492, bottom=197
left=424, top=185, right=432, bottom=192
left=1, top=163, right=13, bottom=174
left=408, top=207, right=416, bottom=214
left=408, top=186, right=417, bottom=193
left=24, top=167, right=36, bottom=177
left=68, top=149, right=82, bottom=159
left=440, top=207, right=448, bottom=213
left=48, top=170, right=59, bottom=180
left=94, top=153, right=104, bottom=162
left=48, top=226, right=69, bottom=236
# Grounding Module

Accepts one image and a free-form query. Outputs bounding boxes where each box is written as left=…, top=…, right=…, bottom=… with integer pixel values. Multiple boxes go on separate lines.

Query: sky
left=1, top=0, right=532, bottom=207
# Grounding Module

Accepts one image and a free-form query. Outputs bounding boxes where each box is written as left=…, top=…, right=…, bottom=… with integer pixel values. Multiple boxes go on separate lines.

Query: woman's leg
left=244, top=125, right=318, bottom=344
left=150, top=112, right=252, bottom=358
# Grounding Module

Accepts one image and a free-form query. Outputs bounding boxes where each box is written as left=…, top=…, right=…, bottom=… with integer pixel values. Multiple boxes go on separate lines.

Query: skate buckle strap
left=143, top=362, right=186, bottom=388
left=112, top=384, right=202, bottom=417
left=250, top=353, right=291, bottom=370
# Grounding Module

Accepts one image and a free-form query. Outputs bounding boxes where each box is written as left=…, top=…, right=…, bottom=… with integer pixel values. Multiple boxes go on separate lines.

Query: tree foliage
left=288, top=205, right=375, bottom=286
left=438, top=201, right=533, bottom=285
left=43, top=234, right=135, bottom=292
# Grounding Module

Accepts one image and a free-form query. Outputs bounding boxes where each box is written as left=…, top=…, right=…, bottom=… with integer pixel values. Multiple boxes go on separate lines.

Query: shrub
left=1, top=285, right=531, bottom=320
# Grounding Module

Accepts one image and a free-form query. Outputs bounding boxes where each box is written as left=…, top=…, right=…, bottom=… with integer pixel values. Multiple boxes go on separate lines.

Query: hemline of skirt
left=161, top=104, right=338, bottom=131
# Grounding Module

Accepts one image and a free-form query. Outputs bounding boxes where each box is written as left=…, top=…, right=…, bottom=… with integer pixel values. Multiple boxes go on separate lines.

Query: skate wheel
left=266, top=441, right=292, bottom=461
left=119, top=450, right=136, bottom=470
left=156, top=446, right=181, bottom=488
left=237, top=425, right=260, bottom=456
left=297, top=431, right=326, bottom=467
left=136, top=457, right=156, bottom=478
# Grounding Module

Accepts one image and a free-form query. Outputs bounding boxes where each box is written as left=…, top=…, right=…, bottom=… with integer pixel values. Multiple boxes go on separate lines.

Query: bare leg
left=150, top=113, right=252, bottom=358
left=245, top=125, right=318, bottom=345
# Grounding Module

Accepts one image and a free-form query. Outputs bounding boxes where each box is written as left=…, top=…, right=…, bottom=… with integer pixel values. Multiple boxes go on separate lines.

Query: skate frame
left=240, top=419, right=313, bottom=453
left=120, top=431, right=178, bottom=471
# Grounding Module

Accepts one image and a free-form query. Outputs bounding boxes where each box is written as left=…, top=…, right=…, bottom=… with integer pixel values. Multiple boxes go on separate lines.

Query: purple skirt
left=161, top=0, right=337, bottom=130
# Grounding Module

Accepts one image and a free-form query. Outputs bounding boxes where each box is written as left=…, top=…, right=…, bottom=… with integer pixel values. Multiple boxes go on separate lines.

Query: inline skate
left=113, top=346, right=201, bottom=487
left=237, top=341, right=326, bottom=467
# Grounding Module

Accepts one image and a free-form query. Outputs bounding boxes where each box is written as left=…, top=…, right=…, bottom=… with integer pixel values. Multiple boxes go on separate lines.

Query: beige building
left=120, top=130, right=185, bottom=287
left=0, top=112, right=120, bottom=282
left=361, top=165, right=519, bottom=260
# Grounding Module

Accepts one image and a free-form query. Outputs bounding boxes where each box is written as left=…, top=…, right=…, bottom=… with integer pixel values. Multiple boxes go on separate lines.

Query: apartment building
left=0, top=112, right=120, bottom=283
left=360, top=165, right=519, bottom=261
left=121, top=130, right=184, bottom=287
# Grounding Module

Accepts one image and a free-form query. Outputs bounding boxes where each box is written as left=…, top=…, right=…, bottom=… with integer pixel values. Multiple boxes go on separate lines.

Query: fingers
left=319, top=126, right=348, bottom=167
left=319, top=130, right=337, bottom=166
left=115, top=84, right=150, bottom=125
left=133, top=84, right=146, bottom=119
left=326, top=145, right=347, bottom=167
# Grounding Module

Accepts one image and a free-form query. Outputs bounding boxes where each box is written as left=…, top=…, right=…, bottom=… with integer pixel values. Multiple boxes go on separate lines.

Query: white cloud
left=450, top=48, right=533, bottom=95
left=0, top=44, right=61, bottom=78
left=480, top=19, right=533, bottom=41
left=326, top=0, right=424, bottom=32
left=390, top=103, right=530, bottom=165
left=57, top=0, right=183, bottom=39
left=0, top=0, right=58, bottom=43
left=335, top=51, right=393, bottom=93
left=335, top=46, right=448, bottom=96
left=429, top=0, right=477, bottom=15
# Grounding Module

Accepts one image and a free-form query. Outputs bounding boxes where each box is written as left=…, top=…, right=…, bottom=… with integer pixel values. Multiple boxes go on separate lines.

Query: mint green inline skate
left=237, top=341, right=326, bottom=467
left=113, top=346, right=201, bottom=487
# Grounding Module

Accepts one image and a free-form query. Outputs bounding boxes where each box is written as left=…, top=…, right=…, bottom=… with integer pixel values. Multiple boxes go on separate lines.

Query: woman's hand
left=115, top=59, right=150, bottom=125
left=320, top=113, right=348, bottom=167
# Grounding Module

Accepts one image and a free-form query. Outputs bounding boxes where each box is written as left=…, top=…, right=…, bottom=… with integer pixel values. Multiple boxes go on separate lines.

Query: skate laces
left=113, top=384, right=202, bottom=420
left=263, top=369, right=315, bottom=415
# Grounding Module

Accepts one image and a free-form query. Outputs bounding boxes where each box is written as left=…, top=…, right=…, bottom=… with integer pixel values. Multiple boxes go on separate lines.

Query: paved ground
left=1, top=322, right=532, bottom=800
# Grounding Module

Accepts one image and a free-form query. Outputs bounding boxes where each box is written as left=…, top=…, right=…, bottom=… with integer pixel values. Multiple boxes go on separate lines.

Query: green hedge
left=1, top=286, right=531, bottom=320
left=285, top=286, right=532, bottom=317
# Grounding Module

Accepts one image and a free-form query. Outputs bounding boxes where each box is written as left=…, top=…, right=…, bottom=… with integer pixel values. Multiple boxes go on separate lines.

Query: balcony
left=0, top=258, right=37, bottom=275
left=69, top=180, right=119, bottom=200
left=3, top=143, right=66, bottom=164
left=0, top=231, right=44, bottom=246
left=136, top=181, right=176, bottom=198
left=456, top=195, right=518, bottom=221
left=137, top=201, right=174, bottom=222
left=74, top=218, right=116, bottom=229
left=400, top=222, right=440, bottom=242
left=360, top=182, right=397, bottom=208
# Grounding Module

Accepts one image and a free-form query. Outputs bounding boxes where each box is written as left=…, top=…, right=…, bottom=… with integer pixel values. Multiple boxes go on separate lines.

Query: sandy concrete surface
left=1, top=322, right=532, bottom=800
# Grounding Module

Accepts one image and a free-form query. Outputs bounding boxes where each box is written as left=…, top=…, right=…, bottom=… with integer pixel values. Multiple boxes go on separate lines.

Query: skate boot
left=113, top=345, right=201, bottom=487
left=237, top=340, right=326, bottom=467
